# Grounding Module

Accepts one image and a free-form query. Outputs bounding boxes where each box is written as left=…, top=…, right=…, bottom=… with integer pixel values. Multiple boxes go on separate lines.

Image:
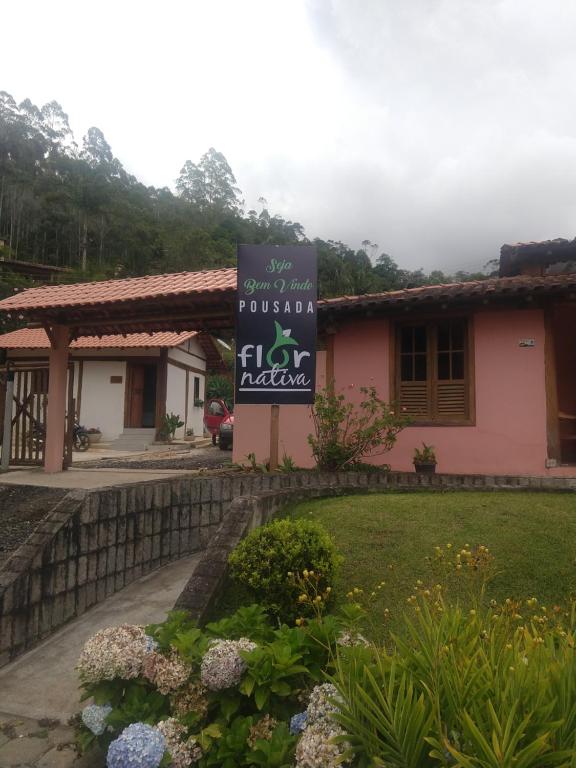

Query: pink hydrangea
left=77, top=625, right=154, bottom=682
left=200, top=638, right=256, bottom=691
left=155, top=718, right=202, bottom=767
left=142, top=650, right=191, bottom=695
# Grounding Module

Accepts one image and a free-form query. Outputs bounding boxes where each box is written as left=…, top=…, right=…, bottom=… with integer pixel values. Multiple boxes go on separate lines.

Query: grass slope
left=283, top=490, right=576, bottom=637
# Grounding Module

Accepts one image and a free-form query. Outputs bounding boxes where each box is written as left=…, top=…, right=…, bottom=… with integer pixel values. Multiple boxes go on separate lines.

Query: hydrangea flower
left=200, top=638, right=257, bottom=690
left=306, top=683, right=343, bottom=724
left=144, top=635, right=159, bottom=653
left=170, top=682, right=209, bottom=719
left=155, top=718, right=202, bottom=767
left=248, top=714, right=278, bottom=747
left=81, top=703, right=112, bottom=735
left=77, top=625, right=155, bottom=682
left=295, top=720, right=350, bottom=768
left=142, top=649, right=191, bottom=694
left=106, top=722, right=165, bottom=768
left=295, top=684, right=351, bottom=767
left=337, top=630, right=370, bottom=647
left=290, top=711, right=308, bottom=735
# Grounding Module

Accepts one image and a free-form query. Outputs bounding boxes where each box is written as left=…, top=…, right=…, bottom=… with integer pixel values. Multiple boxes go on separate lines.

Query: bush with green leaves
left=74, top=604, right=359, bottom=768
left=75, top=540, right=576, bottom=768
left=160, top=412, right=185, bottom=441
left=331, top=548, right=576, bottom=768
left=308, top=385, right=411, bottom=471
left=228, top=519, right=342, bottom=623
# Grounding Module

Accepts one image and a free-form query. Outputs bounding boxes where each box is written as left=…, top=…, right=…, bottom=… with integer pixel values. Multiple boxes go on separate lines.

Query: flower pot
left=87, top=432, right=102, bottom=445
left=414, top=461, right=436, bottom=474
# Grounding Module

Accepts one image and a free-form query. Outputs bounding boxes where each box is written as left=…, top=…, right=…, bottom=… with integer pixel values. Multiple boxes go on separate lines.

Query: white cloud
left=3, top=0, right=576, bottom=270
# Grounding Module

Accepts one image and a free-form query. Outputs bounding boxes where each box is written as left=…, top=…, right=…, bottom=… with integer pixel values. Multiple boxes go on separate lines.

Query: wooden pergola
left=0, top=268, right=237, bottom=472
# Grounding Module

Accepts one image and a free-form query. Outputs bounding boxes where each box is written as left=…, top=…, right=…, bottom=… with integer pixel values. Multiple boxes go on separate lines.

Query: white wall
left=187, top=372, right=205, bottom=437
left=167, top=340, right=208, bottom=438
left=168, top=342, right=206, bottom=371
left=79, top=361, right=126, bottom=440
left=166, top=363, right=187, bottom=439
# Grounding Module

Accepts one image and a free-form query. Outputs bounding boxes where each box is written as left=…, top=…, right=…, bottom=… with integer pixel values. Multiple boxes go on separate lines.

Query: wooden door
left=126, top=364, right=145, bottom=427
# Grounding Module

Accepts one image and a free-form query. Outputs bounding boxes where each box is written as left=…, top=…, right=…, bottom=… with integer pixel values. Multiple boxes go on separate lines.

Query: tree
left=0, top=89, right=491, bottom=299
left=176, top=147, right=242, bottom=215
left=81, top=127, right=114, bottom=168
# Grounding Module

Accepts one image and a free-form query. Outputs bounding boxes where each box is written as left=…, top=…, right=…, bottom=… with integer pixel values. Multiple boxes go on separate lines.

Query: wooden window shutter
left=399, top=381, right=429, bottom=416
left=436, top=381, right=467, bottom=417
left=397, top=318, right=471, bottom=423
left=433, top=320, right=468, bottom=420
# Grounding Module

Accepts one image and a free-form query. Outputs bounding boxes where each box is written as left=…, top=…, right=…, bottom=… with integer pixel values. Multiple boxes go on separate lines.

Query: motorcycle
left=32, top=420, right=90, bottom=452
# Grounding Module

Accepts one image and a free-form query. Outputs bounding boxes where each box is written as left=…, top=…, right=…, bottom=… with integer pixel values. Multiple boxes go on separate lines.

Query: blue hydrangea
left=290, top=711, right=308, bottom=735
left=106, top=723, right=166, bottom=768
left=82, top=703, right=113, bottom=736
left=144, top=635, right=159, bottom=653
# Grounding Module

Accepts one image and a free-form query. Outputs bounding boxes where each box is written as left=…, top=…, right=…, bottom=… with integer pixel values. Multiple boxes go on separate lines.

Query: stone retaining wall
left=1, top=468, right=575, bottom=667
left=0, top=475, right=236, bottom=668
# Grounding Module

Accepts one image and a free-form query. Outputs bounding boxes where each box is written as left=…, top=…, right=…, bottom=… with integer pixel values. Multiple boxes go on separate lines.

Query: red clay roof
left=0, top=267, right=237, bottom=311
left=0, top=328, right=200, bottom=349
left=318, top=274, right=576, bottom=312
left=1, top=266, right=575, bottom=328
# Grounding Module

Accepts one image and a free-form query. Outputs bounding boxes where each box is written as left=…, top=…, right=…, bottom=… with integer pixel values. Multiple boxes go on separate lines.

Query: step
left=117, top=429, right=156, bottom=436
left=109, top=429, right=157, bottom=451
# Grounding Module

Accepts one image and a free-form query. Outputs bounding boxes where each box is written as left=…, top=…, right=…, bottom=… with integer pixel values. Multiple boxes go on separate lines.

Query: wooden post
left=269, top=404, right=280, bottom=470
left=0, top=369, right=14, bottom=472
left=45, top=325, right=70, bottom=473
left=155, top=349, right=168, bottom=440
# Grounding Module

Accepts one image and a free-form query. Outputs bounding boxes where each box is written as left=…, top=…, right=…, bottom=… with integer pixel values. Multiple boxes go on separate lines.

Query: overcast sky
left=4, top=0, right=576, bottom=272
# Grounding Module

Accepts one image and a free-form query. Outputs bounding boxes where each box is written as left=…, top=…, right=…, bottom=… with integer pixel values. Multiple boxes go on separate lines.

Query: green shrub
left=332, top=550, right=576, bottom=768
left=228, top=519, right=341, bottom=623
left=75, top=605, right=351, bottom=767
left=308, top=385, right=411, bottom=471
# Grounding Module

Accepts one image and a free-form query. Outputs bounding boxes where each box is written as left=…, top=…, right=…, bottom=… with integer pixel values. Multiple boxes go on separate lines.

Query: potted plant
left=159, top=412, right=184, bottom=442
left=86, top=427, right=102, bottom=445
left=413, top=443, right=437, bottom=473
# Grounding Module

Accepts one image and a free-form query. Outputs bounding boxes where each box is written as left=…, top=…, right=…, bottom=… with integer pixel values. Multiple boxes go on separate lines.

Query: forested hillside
left=0, top=91, right=491, bottom=301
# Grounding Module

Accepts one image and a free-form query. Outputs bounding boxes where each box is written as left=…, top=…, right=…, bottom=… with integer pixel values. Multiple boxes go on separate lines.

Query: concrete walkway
left=0, top=466, right=192, bottom=489
left=0, top=553, right=199, bottom=767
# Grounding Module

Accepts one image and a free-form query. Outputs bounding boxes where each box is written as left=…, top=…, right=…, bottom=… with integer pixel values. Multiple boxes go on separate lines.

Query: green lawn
left=281, top=491, right=576, bottom=637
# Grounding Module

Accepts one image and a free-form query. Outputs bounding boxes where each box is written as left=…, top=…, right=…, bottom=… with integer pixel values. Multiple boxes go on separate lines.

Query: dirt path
left=0, top=485, right=69, bottom=568
left=73, top=445, right=233, bottom=471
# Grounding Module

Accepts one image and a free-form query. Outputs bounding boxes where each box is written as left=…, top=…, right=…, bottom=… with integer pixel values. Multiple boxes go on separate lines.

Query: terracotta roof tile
left=0, top=267, right=237, bottom=312
left=318, top=274, right=576, bottom=312
left=0, top=328, right=200, bottom=350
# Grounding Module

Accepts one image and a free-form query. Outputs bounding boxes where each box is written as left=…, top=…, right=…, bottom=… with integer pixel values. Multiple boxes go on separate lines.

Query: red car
left=204, top=398, right=233, bottom=446
left=218, top=413, right=234, bottom=450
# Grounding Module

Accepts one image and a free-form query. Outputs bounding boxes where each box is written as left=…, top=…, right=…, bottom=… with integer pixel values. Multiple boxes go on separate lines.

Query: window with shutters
left=395, top=318, right=473, bottom=424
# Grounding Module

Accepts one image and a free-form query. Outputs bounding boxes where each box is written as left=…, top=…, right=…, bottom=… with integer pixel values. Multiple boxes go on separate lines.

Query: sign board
left=235, top=244, right=317, bottom=404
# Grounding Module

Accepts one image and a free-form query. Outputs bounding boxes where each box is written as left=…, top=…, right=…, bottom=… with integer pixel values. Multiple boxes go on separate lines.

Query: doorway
left=125, top=363, right=157, bottom=428
left=552, top=304, right=576, bottom=463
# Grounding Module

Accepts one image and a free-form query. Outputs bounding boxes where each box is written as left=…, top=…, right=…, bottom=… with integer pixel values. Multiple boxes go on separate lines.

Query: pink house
left=234, top=241, right=576, bottom=477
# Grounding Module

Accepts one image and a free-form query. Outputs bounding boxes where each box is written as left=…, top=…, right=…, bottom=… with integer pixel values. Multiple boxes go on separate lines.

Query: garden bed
left=210, top=489, right=576, bottom=640
left=0, top=485, right=68, bottom=569
left=73, top=486, right=576, bottom=768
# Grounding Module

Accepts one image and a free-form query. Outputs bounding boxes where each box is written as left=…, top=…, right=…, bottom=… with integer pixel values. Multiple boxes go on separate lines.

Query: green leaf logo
left=266, top=321, right=299, bottom=368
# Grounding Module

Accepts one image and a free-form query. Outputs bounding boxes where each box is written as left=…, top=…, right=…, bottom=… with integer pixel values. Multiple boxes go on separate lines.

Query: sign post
left=235, top=244, right=317, bottom=469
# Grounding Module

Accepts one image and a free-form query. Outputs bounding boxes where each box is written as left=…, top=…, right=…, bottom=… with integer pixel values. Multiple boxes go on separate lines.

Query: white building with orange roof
left=0, top=327, right=225, bottom=451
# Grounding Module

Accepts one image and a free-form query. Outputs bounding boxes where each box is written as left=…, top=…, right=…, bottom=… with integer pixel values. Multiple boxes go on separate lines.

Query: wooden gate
left=0, top=364, right=74, bottom=467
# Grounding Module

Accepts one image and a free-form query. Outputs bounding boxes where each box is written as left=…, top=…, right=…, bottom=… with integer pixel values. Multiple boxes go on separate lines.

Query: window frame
left=391, top=314, right=476, bottom=427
